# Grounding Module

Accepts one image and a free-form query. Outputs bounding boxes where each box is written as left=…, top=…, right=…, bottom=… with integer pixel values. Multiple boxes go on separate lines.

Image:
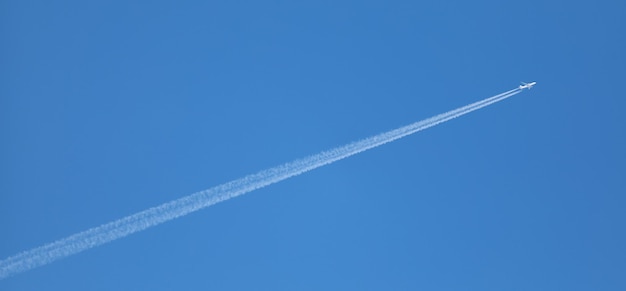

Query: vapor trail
left=0, top=87, right=522, bottom=279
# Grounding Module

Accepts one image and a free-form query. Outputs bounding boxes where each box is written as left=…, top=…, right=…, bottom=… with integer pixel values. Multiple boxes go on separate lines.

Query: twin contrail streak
left=0, top=87, right=523, bottom=279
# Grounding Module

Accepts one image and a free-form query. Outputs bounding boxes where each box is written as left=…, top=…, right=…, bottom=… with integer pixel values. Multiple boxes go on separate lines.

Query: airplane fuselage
left=519, top=81, right=537, bottom=90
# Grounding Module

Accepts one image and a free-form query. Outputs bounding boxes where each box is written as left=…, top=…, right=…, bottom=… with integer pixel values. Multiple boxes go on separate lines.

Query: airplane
left=519, top=81, right=537, bottom=90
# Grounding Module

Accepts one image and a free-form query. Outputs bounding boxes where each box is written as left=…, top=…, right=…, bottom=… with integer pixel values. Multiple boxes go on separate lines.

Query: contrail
left=0, top=87, right=523, bottom=279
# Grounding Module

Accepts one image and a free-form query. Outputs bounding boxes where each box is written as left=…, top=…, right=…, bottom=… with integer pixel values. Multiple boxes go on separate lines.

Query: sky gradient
left=2, top=1, right=625, bottom=290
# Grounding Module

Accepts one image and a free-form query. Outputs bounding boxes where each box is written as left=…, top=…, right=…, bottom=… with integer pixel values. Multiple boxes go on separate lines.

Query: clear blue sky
left=2, top=1, right=625, bottom=290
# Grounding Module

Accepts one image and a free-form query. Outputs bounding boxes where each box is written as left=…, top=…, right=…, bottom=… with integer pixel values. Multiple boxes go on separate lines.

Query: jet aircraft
left=519, top=81, right=537, bottom=90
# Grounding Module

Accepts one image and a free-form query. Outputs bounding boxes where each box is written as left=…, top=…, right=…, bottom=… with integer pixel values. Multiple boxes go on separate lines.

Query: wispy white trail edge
left=0, top=87, right=522, bottom=279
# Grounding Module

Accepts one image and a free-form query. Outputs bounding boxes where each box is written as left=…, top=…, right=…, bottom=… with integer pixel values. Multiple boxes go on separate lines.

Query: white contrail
left=0, top=87, right=523, bottom=279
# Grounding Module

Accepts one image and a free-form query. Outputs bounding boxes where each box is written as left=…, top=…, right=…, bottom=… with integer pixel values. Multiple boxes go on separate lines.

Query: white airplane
left=519, top=81, right=537, bottom=90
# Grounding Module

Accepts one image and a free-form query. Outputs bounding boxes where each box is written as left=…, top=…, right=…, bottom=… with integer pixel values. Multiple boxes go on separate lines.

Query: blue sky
left=2, top=0, right=625, bottom=290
